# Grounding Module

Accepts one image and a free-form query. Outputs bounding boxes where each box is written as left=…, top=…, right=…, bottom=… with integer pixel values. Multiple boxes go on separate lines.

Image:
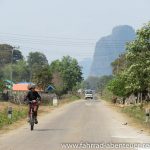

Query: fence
left=0, top=90, right=55, bottom=105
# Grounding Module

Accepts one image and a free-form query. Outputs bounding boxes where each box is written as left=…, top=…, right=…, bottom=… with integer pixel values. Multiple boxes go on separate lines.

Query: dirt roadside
left=101, top=99, right=150, bottom=135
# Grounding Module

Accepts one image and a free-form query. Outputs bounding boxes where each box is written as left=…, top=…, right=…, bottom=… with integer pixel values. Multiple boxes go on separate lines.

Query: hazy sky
left=0, top=0, right=149, bottom=62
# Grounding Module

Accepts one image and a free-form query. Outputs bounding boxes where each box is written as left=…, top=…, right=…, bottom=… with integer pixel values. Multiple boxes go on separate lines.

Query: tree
left=49, top=56, right=83, bottom=95
left=0, top=44, right=23, bottom=80
left=1, top=64, right=12, bottom=80
left=82, top=76, right=100, bottom=90
left=27, top=52, right=48, bottom=67
left=51, top=72, right=64, bottom=96
left=111, top=54, right=126, bottom=75
left=49, top=59, right=64, bottom=95
left=12, top=60, right=30, bottom=82
left=0, top=44, right=23, bottom=65
left=0, top=80, right=5, bottom=93
left=98, top=75, right=113, bottom=95
left=107, top=73, right=127, bottom=97
left=27, top=52, right=48, bottom=81
left=107, top=21, right=150, bottom=101
left=2, top=60, right=30, bottom=82
left=35, top=65, right=52, bottom=90
left=60, top=56, right=83, bottom=92
left=0, top=44, right=13, bottom=66
left=125, top=22, right=150, bottom=97
left=13, top=49, right=23, bottom=63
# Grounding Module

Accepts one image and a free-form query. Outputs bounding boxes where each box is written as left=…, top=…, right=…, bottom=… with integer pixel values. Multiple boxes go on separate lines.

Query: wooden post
left=145, top=108, right=150, bottom=123
left=53, top=96, right=58, bottom=107
left=7, top=106, right=13, bottom=119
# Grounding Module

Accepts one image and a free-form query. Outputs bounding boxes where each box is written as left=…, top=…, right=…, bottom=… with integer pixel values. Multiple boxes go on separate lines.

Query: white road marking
left=111, top=136, right=136, bottom=139
left=138, top=148, right=150, bottom=150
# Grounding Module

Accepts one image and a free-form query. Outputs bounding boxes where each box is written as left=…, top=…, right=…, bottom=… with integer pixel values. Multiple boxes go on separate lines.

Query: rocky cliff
left=90, top=25, right=135, bottom=76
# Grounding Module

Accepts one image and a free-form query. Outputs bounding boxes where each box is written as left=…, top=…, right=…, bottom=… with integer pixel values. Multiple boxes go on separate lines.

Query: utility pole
left=29, top=57, right=32, bottom=83
left=30, top=67, right=32, bottom=83
left=10, top=48, right=14, bottom=82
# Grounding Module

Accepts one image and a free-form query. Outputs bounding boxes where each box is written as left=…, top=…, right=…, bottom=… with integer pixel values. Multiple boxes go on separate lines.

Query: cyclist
left=25, top=84, right=41, bottom=124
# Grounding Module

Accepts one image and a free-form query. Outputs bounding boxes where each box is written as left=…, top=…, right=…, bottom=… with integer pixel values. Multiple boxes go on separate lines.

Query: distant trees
left=32, top=56, right=83, bottom=95
left=0, top=44, right=23, bottom=65
left=0, top=44, right=24, bottom=80
left=0, top=45, right=83, bottom=96
left=82, top=75, right=113, bottom=95
left=27, top=52, right=49, bottom=81
left=82, top=76, right=100, bottom=90
left=27, top=52, right=48, bottom=68
left=12, top=60, right=30, bottom=82
left=35, top=65, right=52, bottom=90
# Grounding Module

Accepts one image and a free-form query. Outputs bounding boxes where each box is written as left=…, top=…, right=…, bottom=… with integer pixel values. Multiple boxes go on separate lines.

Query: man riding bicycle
left=25, top=84, right=41, bottom=124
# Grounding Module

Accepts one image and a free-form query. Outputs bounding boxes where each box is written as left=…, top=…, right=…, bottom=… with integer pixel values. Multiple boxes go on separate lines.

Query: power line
left=0, top=36, right=128, bottom=45
left=0, top=32, right=130, bottom=59
left=0, top=36, right=128, bottom=47
left=0, top=32, right=133, bottom=43
left=0, top=32, right=97, bottom=41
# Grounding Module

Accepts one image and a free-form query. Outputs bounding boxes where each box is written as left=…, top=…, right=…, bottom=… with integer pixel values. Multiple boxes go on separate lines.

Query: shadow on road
left=34, top=128, right=65, bottom=132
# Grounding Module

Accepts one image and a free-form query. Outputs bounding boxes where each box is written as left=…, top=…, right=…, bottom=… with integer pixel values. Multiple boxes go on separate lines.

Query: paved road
left=0, top=100, right=150, bottom=150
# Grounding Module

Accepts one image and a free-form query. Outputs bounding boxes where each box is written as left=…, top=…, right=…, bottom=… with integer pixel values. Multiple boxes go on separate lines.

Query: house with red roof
left=13, top=83, right=42, bottom=92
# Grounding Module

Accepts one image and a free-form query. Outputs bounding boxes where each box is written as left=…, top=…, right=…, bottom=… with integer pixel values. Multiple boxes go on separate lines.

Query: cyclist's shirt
left=26, top=90, right=41, bottom=101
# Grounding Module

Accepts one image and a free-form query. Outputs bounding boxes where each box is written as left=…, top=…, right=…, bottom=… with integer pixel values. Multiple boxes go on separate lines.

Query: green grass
left=0, top=107, right=28, bottom=129
left=121, top=105, right=145, bottom=122
left=0, top=94, right=80, bottom=129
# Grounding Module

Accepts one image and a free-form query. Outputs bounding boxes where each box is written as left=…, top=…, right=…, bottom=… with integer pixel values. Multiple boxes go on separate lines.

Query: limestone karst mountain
left=90, top=25, right=136, bottom=76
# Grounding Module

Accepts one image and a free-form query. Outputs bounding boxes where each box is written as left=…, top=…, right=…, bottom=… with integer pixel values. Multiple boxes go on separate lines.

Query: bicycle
left=28, top=100, right=38, bottom=131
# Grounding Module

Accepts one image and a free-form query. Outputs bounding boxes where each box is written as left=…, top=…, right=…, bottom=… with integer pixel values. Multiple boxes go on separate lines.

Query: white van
left=84, top=90, right=93, bottom=99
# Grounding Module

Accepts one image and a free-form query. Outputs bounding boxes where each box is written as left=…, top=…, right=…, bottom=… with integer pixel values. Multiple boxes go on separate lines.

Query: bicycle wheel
left=30, top=114, right=34, bottom=131
left=31, top=124, right=34, bottom=131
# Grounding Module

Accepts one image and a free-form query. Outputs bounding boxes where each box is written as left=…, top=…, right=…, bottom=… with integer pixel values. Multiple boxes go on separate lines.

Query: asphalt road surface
left=0, top=99, right=150, bottom=150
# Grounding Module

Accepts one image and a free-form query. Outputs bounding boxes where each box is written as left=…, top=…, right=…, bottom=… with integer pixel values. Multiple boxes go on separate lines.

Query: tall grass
left=0, top=107, right=28, bottom=128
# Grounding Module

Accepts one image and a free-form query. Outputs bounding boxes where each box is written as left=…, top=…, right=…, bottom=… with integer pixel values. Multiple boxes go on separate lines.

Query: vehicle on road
left=84, top=90, right=94, bottom=99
